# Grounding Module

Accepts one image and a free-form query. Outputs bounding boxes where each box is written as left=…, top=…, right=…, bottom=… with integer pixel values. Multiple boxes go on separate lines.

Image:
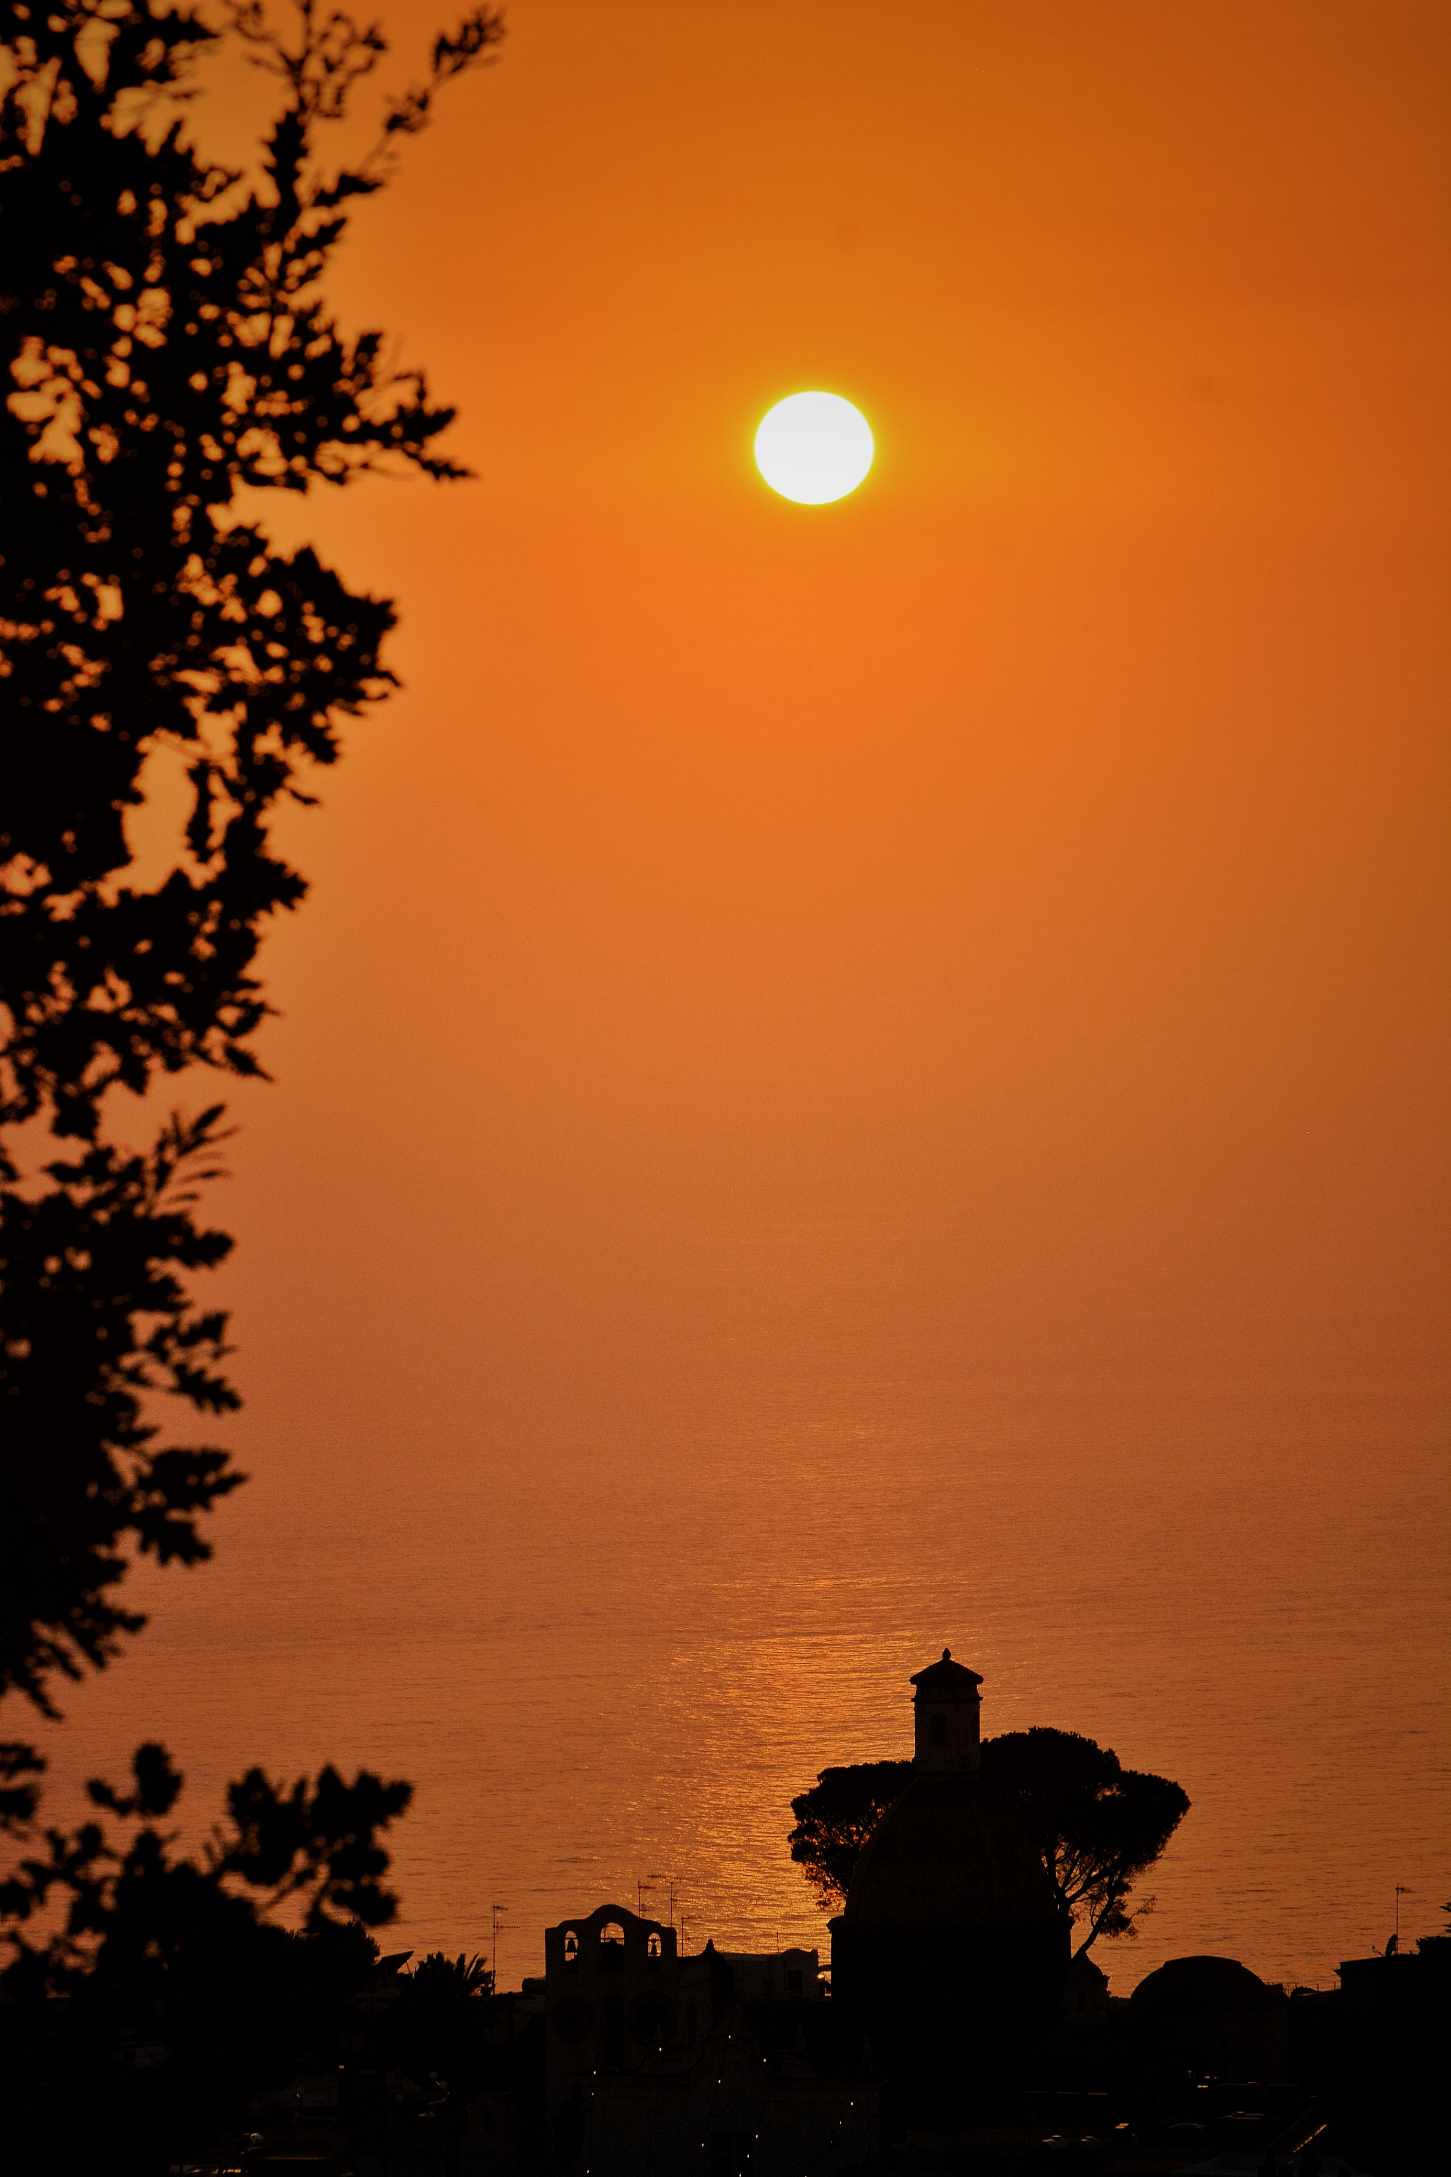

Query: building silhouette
left=830, top=1648, right=1068, bottom=2128
left=523, top=1900, right=874, bottom=2172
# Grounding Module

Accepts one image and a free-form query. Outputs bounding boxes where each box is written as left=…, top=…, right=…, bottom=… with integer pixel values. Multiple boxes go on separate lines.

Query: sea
left=39, top=1225, right=1449, bottom=2002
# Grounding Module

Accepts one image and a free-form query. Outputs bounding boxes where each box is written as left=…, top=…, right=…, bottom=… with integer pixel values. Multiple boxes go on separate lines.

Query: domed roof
left=1129, top=1955, right=1274, bottom=2014
left=843, top=1769, right=1060, bottom=1932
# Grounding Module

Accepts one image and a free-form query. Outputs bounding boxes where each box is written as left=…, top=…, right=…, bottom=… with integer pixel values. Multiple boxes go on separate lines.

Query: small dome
left=844, top=1770, right=1060, bottom=1932
left=1128, top=1955, right=1285, bottom=2078
left=1129, top=1955, right=1274, bottom=2015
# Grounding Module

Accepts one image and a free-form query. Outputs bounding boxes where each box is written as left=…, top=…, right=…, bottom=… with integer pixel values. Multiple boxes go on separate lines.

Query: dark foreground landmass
left=46, top=1910, right=1443, bottom=2177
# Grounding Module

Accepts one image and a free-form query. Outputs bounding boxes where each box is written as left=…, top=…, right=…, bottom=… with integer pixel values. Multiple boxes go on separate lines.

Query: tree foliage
left=1, top=1104, right=239, bottom=1714
left=786, top=1759, right=912, bottom=1915
left=1, top=0, right=503, bottom=1716
left=1, top=1741, right=404, bottom=2154
left=788, top=1728, right=1189, bottom=1958
left=386, top=1949, right=497, bottom=2085
left=408, top=1947, right=495, bottom=1997
left=2, top=1740, right=412, bottom=1966
left=986, top=1727, right=1189, bottom=1956
left=0, top=0, right=499, bottom=2147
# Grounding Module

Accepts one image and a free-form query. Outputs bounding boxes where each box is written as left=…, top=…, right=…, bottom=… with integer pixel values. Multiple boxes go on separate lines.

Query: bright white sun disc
left=754, top=391, right=874, bottom=504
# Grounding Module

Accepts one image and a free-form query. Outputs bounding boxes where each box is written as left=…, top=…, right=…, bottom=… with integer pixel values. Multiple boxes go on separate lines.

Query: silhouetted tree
left=786, top=1759, right=913, bottom=1914
left=1, top=0, right=502, bottom=1716
left=1, top=1740, right=409, bottom=2154
left=986, top=1728, right=1189, bottom=1955
left=789, top=1729, right=1188, bottom=1958
left=0, top=0, right=501, bottom=2153
left=409, top=1948, right=495, bottom=1998
left=386, top=1949, right=496, bottom=2086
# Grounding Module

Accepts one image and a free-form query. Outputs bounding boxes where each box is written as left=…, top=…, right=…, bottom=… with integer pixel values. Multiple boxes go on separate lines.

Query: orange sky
left=202, top=0, right=1449, bottom=1467
left=47, top=0, right=1447, bottom=1985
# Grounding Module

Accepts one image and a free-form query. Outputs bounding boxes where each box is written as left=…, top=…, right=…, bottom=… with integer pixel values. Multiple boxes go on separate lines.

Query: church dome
left=841, top=1648, right=1059, bottom=1934
left=844, top=1767, right=1060, bottom=1931
left=1128, top=1955, right=1285, bottom=2078
left=830, top=1649, right=1070, bottom=2126
left=1129, top=1954, right=1274, bottom=2016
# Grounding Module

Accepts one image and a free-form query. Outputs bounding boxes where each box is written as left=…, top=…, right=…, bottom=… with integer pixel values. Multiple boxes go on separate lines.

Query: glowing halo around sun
left=753, top=390, right=874, bottom=504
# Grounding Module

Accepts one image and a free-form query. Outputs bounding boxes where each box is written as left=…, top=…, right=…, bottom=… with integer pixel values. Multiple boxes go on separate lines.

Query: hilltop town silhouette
left=219, top=1650, right=1444, bottom=2174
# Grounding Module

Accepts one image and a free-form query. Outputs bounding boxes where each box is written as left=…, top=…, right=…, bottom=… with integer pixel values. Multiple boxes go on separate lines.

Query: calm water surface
left=46, top=1218, right=1450, bottom=1998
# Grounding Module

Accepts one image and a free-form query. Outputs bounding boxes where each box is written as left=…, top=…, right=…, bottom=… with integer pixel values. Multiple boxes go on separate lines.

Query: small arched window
left=599, top=1920, right=626, bottom=1946
left=646, top=1930, right=663, bottom=1959
left=563, top=1928, right=579, bottom=1962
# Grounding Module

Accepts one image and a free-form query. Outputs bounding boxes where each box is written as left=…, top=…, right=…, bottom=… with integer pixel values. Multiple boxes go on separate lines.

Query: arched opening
left=646, top=1930, right=662, bottom=1959
left=563, top=1928, right=579, bottom=1963
left=599, top=1920, right=626, bottom=1947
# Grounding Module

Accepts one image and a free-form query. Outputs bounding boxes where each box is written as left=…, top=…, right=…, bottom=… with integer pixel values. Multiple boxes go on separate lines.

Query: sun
left=753, top=390, right=874, bottom=505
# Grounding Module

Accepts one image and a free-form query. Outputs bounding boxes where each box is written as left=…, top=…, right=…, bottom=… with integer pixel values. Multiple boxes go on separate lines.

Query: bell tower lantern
left=910, top=1647, right=983, bottom=1771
